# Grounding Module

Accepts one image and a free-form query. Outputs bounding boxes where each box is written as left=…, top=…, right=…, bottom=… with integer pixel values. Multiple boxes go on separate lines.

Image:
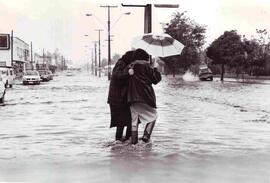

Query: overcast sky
left=0, top=0, right=269, bottom=66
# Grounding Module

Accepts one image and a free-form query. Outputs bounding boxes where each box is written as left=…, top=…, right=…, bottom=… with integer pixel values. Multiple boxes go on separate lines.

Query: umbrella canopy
left=131, top=33, right=184, bottom=57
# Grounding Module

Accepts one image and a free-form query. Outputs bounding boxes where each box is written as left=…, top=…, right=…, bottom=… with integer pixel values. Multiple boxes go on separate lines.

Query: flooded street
left=0, top=71, right=270, bottom=182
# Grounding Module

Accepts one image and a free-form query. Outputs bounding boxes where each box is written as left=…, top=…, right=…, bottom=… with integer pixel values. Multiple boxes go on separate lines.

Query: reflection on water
left=0, top=72, right=270, bottom=182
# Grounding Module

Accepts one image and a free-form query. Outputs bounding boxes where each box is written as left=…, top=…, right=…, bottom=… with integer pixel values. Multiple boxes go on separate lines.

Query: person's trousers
left=115, top=125, right=131, bottom=140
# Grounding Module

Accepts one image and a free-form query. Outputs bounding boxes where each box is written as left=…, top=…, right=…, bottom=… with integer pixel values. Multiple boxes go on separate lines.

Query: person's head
left=121, top=50, right=135, bottom=64
left=132, top=48, right=149, bottom=61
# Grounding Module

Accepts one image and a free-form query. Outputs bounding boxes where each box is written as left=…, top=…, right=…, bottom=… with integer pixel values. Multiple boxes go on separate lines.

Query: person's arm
left=146, top=65, right=162, bottom=85
left=111, top=61, right=129, bottom=80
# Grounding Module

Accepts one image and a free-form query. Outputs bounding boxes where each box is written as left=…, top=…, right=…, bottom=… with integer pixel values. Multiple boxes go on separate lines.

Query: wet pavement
left=0, top=71, right=270, bottom=182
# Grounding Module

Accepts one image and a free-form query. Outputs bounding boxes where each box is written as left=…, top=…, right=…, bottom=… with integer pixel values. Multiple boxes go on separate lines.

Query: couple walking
left=107, top=48, right=162, bottom=145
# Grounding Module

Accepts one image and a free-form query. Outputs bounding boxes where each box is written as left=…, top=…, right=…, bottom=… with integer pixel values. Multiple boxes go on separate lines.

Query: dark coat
left=107, top=59, right=129, bottom=105
left=107, top=59, right=131, bottom=128
left=127, top=60, right=162, bottom=108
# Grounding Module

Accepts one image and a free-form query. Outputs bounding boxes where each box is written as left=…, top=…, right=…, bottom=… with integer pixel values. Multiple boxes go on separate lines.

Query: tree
left=240, top=30, right=270, bottom=76
left=206, top=30, right=244, bottom=81
left=165, top=12, right=207, bottom=49
left=160, top=46, right=200, bottom=76
left=254, top=29, right=270, bottom=75
left=162, top=11, right=206, bottom=75
left=243, top=39, right=261, bottom=76
left=180, top=46, right=200, bottom=69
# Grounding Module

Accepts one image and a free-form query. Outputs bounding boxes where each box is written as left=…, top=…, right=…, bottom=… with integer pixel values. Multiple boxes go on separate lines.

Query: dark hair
left=132, top=48, right=149, bottom=61
left=121, top=50, right=135, bottom=64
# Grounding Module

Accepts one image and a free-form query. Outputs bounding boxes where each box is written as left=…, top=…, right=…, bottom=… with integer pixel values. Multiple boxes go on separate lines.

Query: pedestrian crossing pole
left=144, top=4, right=152, bottom=34
left=122, top=4, right=180, bottom=34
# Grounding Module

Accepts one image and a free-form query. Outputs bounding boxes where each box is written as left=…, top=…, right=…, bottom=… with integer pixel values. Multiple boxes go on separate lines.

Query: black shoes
left=131, top=131, right=138, bottom=145
left=142, top=135, right=150, bottom=143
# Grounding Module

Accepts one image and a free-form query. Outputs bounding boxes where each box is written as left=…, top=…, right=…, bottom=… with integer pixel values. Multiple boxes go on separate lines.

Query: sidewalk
left=214, top=74, right=270, bottom=80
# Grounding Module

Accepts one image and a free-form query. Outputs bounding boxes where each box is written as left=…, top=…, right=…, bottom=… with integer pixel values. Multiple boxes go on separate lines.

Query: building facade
left=0, top=34, right=12, bottom=67
left=12, top=37, right=30, bottom=75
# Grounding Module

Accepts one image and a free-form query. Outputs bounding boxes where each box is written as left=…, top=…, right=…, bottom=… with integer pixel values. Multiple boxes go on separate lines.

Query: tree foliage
left=165, top=12, right=207, bottom=49
left=161, top=11, right=206, bottom=74
left=206, top=30, right=245, bottom=80
left=206, top=29, right=270, bottom=79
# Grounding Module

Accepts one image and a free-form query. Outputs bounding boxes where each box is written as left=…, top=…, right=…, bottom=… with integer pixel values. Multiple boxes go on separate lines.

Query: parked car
left=38, top=70, right=50, bottom=81
left=66, top=70, right=74, bottom=77
left=22, top=71, right=41, bottom=85
left=199, top=66, right=213, bottom=81
left=0, top=75, right=6, bottom=103
left=0, top=67, right=15, bottom=88
left=47, top=70, right=53, bottom=80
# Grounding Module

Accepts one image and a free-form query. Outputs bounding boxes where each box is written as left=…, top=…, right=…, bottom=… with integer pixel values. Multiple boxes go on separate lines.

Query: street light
left=86, top=10, right=130, bottom=80
left=100, top=6, right=131, bottom=80
left=84, top=33, right=99, bottom=76
left=101, top=5, right=117, bottom=81
left=111, top=12, right=131, bottom=28
left=86, top=13, right=107, bottom=29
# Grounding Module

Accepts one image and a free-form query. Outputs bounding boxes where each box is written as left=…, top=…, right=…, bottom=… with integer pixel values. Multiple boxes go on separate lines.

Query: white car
left=0, top=75, right=6, bottom=103
left=22, top=70, right=41, bottom=85
left=0, top=67, right=15, bottom=88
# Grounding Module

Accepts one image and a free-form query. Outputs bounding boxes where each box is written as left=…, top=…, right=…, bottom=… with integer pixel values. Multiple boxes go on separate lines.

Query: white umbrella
left=131, top=33, right=184, bottom=57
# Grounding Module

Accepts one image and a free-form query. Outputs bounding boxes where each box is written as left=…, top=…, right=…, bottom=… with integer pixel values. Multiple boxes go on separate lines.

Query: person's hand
left=151, top=60, right=158, bottom=68
left=153, top=61, right=159, bottom=68
left=128, top=68, right=134, bottom=75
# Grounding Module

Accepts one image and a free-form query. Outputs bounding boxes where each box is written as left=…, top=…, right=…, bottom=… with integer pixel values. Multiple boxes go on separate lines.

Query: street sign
left=0, top=34, right=10, bottom=50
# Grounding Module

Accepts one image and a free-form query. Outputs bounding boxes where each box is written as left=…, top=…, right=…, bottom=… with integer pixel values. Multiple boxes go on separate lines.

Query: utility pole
left=61, top=55, right=63, bottom=71
left=43, top=49, right=45, bottom=70
left=91, top=48, right=94, bottom=75
left=95, top=29, right=103, bottom=77
left=30, top=42, right=33, bottom=70
left=93, top=41, right=97, bottom=76
left=100, top=5, right=118, bottom=80
left=11, top=30, right=13, bottom=68
left=63, top=57, right=66, bottom=70
left=55, top=54, right=57, bottom=73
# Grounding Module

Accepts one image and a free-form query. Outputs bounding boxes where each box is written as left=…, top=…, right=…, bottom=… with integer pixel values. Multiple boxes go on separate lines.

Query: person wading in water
left=107, top=51, right=135, bottom=142
left=127, top=49, right=161, bottom=145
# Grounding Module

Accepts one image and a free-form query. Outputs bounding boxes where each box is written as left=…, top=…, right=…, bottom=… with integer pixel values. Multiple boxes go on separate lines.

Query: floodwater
left=0, top=71, right=270, bottom=183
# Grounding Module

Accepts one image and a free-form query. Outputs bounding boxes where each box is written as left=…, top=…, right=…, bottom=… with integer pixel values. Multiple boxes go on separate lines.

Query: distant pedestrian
left=127, top=49, right=162, bottom=144
left=107, top=51, right=134, bottom=142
